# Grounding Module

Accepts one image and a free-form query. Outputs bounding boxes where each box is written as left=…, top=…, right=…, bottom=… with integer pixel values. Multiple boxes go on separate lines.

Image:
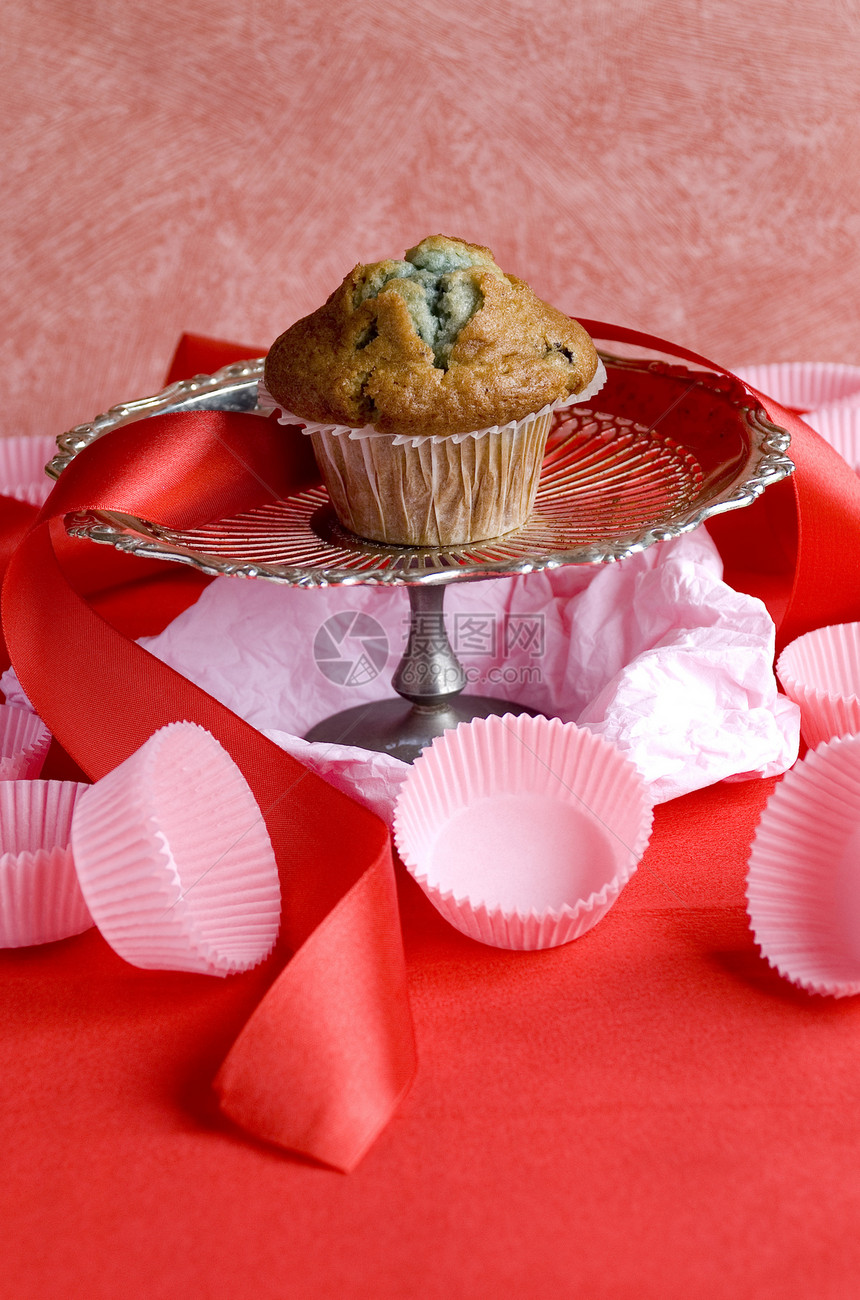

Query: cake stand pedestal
left=56, top=351, right=794, bottom=762
left=304, top=583, right=537, bottom=762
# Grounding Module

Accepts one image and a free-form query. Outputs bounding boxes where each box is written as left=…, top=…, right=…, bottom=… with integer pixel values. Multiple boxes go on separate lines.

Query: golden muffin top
left=264, top=234, right=599, bottom=438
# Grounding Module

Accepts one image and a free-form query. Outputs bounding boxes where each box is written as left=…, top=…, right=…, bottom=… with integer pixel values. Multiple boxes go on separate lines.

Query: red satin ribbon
left=3, top=324, right=860, bottom=1171
left=1, top=412, right=415, bottom=1172
left=0, top=496, right=39, bottom=674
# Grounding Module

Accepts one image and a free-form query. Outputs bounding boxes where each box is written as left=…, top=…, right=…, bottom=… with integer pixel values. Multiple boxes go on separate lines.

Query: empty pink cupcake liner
left=803, top=404, right=860, bottom=473
left=776, top=623, right=860, bottom=749
left=393, top=713, right=653, bottom=950
left=734, top=363, right=860, bottom=474
left=0, top=780, right=92, bottom=947
left=734, top=362, right=860, bottom=413
left=71, top=722, right=281, bottom=976
left=0, top=704, right=52, bottom=781
left=0, top=434, right=58, bottom=506
left=747, top=732, right=860, bottom=997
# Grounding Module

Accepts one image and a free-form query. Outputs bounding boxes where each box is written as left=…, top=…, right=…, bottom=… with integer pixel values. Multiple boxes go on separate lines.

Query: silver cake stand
left=51, top=354, right=794, bottom=762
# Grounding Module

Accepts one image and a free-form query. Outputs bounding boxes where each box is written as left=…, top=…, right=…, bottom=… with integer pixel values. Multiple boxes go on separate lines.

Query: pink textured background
left=3, top=0, right=859, bottom=441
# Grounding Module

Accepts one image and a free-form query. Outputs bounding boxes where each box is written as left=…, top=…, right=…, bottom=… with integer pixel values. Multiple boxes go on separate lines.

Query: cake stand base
left=305, top=695, right=538, bottom=764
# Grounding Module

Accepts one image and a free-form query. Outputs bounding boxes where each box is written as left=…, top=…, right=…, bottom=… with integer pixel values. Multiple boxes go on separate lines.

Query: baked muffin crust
left=264, top=235, right=599, bottom=438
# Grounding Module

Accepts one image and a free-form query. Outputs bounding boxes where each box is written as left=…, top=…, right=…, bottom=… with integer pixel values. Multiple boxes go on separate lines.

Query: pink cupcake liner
left=734, top=363, right=860, bottom=473
left=735, top=363, right=860, bottom=413
left=393, top=713, right=653, bottom=950
left=776, top=623, right=860, bottom=749
left=71, top=722, right=281, bottom=976
left=746, top=732, right=860, bottom=996
left=0, top=780, right=93, bottom=947
left=0, top=705, right=52, bottom=781
left=803, top=404, right=860, bottom=473
left=0, top=434, right=58, bottom=506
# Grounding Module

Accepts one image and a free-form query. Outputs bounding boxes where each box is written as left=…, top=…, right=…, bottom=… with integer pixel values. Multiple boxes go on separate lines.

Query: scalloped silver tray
left=53, top=354, right=793, bottom=588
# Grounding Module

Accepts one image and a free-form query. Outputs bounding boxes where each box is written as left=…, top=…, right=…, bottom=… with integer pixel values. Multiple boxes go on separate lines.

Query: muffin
left=264, top=235, right=603, bottom=546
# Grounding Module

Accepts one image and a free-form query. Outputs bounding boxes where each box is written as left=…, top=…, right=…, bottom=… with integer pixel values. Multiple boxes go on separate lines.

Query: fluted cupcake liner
left=0, top=780, right=92, bottom=947
left=733, top=363, right=860, bottom=472
left=803, top=403, right=860, bottom=473
left=734, top=362, right=860, bottom=414
left=0, top=704, right=52, bottom=781
left=0, top=434, right=58, bottom=506
left=309, top=411, right=554, bottom=546
left=393, top=713, right=653, bottom=951
left=71, top=722, right=281, bottom=976
left=746, top=733, right=860, bottom=996
left=260, top=360, right=608, bottom=546
left=776, top=623, right=860, bottom=749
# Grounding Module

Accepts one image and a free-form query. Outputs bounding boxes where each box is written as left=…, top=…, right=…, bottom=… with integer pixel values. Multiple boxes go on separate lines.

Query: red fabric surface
left=4, top=330, right=860, bottom=1296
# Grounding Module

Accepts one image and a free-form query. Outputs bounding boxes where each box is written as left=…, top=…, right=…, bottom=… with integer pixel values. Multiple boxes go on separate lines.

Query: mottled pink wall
left=3, top=0, right=859, bottom=439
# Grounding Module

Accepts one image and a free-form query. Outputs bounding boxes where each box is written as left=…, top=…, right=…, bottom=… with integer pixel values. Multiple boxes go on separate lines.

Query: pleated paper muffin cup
left=746, top=732, right=860, bottom=996
left=309, top=410, right=556, bottom=546
left=262, top=359, right=607, bottom=547
left=393, top=713, right=653, bottom=950
left=803, top=402, right=860, bottom=473
left=0, top=780, right=93, bottom=947
left=71, top=722, right=281, bottom=976
left=776, top=623, right=860, bottom=749
left=0, top=704, right=52, bottom=781
left=0, top=434, right=58, bottom=506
